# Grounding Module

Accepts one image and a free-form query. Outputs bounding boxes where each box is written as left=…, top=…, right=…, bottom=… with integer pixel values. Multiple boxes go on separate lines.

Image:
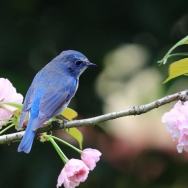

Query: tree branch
left=0, top=89, right=188, bottom=145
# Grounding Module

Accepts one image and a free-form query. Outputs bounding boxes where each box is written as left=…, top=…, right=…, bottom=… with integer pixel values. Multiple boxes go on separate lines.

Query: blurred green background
left=1, top=0, right=188, bottom=188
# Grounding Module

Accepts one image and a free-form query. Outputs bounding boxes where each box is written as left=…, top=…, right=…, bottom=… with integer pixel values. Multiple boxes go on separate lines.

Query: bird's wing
left=18, top=86, right=34, bottom=130
left=32, top=78, right=78, bottom=131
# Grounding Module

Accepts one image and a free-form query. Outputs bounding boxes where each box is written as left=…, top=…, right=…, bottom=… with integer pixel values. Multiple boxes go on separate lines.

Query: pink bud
left=81, top=148, right=102, bottom=170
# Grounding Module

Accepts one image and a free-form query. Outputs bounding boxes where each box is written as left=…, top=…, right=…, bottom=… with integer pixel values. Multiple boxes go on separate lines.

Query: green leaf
left=61, top=108, right=78, bottom=120
left=163, top=58, right=188, bottom=83
left=0, top=102, right=23, bottom=110
left=13, top=109, right=22, bottom=118
left=66, top=128, right=83, bottom=149
left=13, top=109, right=22, bottom=129
left=61, top=108, right=81, bottom=148
left=158, top=35, right=188, bottom=65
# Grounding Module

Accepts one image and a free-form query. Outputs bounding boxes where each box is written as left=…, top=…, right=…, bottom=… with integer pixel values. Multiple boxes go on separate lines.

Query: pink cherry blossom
left=81, top=148, right=102, bottom=170
left=0, top=78, right=23, bottom=125
left=162, top=100, right=188, bottom=153
left=57, top=159, right=89, bottom=188
left=177, top=128, right=188, bottom=153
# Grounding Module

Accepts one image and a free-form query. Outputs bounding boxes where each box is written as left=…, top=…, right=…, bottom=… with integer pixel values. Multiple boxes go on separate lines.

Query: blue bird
left=18, top=50, right=96, bottom=153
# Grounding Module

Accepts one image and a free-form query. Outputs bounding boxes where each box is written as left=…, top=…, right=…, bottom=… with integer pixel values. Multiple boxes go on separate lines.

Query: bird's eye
left=75, top=61, right=82, bottom=66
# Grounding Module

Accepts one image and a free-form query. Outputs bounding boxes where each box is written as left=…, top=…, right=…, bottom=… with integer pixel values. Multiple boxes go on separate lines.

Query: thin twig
left=0, top=89, right=188, bottom=145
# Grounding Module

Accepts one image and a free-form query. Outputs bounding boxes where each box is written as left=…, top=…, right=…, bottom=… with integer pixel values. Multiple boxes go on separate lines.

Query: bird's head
left=55, top=50, right=96, bottom=78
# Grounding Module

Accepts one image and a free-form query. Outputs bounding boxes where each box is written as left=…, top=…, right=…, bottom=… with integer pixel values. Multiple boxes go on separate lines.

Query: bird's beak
left=86, top=62, right=97, bottom=67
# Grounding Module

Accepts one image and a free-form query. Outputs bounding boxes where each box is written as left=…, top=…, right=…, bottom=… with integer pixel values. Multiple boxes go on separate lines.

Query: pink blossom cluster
left=0, top=78, right=101, bottom=188
left=162, top=100, right=188, bottom=153
left=57, top=148, right=101, bottom=188
left=0, top=78, right=23, bottom=126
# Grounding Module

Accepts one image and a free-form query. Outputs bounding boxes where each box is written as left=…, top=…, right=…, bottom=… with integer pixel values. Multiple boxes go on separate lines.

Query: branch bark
left=0, top=89, right=188, bottom=145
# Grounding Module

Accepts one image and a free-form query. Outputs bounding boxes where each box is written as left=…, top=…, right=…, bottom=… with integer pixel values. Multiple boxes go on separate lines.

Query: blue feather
left=17, top=119, right=36, bottom=153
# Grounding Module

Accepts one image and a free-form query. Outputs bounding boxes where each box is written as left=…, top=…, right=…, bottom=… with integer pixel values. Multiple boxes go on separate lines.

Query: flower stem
left=167, top=52, right=188, bottom=59
left=0, top=105, right=13, bottom=114
left=49, top=135, right=81, bottom=153
left=0, top=123, right=14, bottom=135
left=46, top=135, right=68, bottom=163
left=0, top=118, right=12, bottom=121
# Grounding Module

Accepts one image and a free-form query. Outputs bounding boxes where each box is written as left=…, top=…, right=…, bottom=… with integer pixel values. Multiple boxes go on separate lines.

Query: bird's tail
left=18, top=119, right=36, bottom=154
